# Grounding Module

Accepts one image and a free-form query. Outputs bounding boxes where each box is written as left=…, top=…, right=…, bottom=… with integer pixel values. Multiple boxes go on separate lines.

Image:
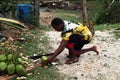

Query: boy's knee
left=66, top=43, right=74, bottom=49
left=74, top=51, right=80, bottom=57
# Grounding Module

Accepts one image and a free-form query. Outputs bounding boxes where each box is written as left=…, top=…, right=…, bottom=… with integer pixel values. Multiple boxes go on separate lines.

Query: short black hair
left=51, top=18, right=64, bottom=27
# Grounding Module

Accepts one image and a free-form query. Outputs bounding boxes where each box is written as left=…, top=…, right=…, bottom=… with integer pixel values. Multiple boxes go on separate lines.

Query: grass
left=94, top=23, right=120, bottom=39
left=14, top=28, right=44, bottom=56
left=26, top=67, right=64, bottom=80
left=14, top=25, right=53, bottom=56
left=94, top=23, right=120, bottom=31
left=112, top=30, right=120, bottom=39
left=54, top=9, right=82, bottom=23
left=13, top=25, right=64, bottom=80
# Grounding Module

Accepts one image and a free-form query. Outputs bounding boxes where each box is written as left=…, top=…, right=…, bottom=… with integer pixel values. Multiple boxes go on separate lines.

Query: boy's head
left=51, top=18, right=64, bottom=31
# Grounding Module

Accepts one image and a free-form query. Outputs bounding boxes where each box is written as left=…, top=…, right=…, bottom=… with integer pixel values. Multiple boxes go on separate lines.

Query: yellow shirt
left=61, top=21, right=92, bottom=41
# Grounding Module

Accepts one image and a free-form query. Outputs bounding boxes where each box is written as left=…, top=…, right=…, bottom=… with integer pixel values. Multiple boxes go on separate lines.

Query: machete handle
left=29, top=53, right=53, bottom=60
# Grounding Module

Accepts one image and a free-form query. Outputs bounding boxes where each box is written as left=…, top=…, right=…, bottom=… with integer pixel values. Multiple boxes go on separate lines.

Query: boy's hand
left=46, top=55, right=54, bottom=63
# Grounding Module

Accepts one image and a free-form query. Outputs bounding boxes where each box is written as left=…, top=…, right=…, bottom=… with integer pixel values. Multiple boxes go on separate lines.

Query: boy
left=47, top=18, right=99, bottom=64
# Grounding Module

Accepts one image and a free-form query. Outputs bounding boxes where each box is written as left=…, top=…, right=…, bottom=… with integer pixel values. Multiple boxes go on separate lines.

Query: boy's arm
left=47, top=39, right=68, bottom=62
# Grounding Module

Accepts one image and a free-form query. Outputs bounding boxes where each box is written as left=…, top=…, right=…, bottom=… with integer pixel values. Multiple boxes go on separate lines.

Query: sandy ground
left=40, top=11, right=120, bottom=80
left=45, top=30, right=120, bottom=80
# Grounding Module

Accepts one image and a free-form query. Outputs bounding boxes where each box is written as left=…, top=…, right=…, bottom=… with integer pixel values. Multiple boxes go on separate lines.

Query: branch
left=106, top=0, right=115, bottom=10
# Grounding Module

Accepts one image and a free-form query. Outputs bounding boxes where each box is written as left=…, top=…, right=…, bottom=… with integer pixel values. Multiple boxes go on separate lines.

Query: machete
left=29, top=53, right=53, bottom=60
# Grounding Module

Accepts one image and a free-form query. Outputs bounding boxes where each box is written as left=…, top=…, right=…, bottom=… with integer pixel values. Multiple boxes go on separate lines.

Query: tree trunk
left=34, top=0, right=40, bottom=23
left=81, top=0, right=88, bottom=26
left=81, top=0, right=95, bottom=36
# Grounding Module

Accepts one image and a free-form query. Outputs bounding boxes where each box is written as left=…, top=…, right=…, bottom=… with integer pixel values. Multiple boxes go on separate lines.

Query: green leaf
left=0, top=17, right=27, bottom=30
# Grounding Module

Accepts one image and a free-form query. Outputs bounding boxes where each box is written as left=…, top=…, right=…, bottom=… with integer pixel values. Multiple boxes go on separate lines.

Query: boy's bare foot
left=65, top=54, right=72, bottom=58
left=92, top=46, right=99, bottom=55
left=65, top=57, right=79, bottom=64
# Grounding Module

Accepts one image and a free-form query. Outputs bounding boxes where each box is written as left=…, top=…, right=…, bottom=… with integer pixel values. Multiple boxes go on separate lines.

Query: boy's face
left=53, top=24, right=64, bottom=31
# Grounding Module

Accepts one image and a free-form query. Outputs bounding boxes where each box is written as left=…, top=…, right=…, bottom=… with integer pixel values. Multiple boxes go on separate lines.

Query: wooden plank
left=0, top=74, right=17, bottom=80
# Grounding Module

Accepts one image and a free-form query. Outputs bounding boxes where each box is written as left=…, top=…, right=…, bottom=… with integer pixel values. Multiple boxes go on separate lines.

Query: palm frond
left=0, top=17, right=27, bottom=30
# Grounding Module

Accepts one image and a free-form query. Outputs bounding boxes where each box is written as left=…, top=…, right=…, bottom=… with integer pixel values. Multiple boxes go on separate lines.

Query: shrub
left=95, top=2, right=120, bottom=24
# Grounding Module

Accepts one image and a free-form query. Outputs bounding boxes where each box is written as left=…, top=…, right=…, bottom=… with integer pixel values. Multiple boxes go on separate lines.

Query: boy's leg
left=65, top=45, right=99, bottom=64
left=65, top=34, right=84, bottom=64
left=65, top=34, right=99, bottom=64
left=65, top=44, right=79, bottom=64
left=65, top=57, right=79, bottom=64
left=66, top=49, right=74, bottom=58
left=78, top=45, right=99, bottom=55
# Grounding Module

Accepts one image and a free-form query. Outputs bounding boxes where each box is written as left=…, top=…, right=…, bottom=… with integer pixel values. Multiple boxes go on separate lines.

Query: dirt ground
left=40, top=12, right=120, bottom=80
left=46, top=30, right=120, bottom=80
left=40, top=12, right=55, bottom=26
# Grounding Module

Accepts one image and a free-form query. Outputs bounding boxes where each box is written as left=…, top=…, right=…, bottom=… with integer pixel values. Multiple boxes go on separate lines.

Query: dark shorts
left=66, top=34, right=90, bottom=50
